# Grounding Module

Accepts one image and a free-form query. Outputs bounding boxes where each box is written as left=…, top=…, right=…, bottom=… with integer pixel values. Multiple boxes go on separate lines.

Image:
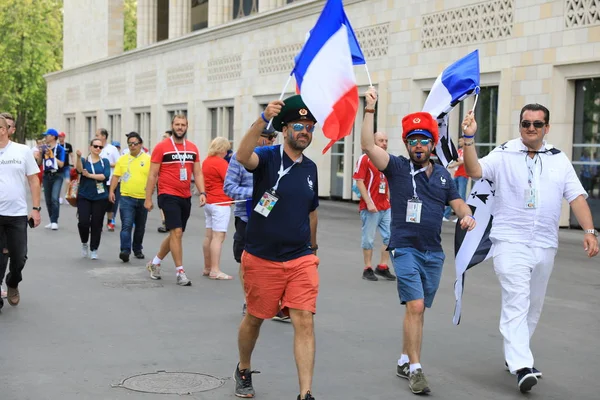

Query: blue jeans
left=360, top=209, right=391, bottom=249
left=119, top=196, right=148, bottom=253
left=444, top=176, right=469, bottom=218
left=112, top=183, right=121, bottom=217
left=391, top=247, right=445, bottom=308
left=43, top=173, right=64, bottom=223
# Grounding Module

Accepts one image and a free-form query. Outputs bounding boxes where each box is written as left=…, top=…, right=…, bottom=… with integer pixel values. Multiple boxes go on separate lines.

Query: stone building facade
left=46, top=0, right=600, bottom=226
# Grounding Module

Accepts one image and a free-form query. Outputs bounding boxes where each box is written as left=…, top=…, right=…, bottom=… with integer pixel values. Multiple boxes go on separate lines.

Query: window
left=208, top=106, right=235, bottom=148
left=473, top=86, right=498, bottom=157
left=572, top=78, right=600, bottom=202
left=85, top=115, right=97, bottom=142
left=191, top=0, right=208, bottom=31
left=64, top=115, right=76, bottom=138
left=108, top=113, right=122, bottom=142
left=167, top=108, right=187, bottom=126
left=233, top=0, right=257, bottom=19
left=134, top=111, right=151, bottom=149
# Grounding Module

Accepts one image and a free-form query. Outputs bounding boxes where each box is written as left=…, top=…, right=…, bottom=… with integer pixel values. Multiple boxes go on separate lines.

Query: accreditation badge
left=254, top=190, right=279, bottom=217
left=406, top=197, right=422, bottom=224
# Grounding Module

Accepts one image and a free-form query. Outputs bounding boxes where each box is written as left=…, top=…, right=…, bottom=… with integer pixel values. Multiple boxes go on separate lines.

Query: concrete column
left=137, top=0, right=157, bottom=47
left=208, top=0, right=218, bottom=27
left=260, top=0, right=277, bottom=13
left=107, top=0, right=124, bottom=56
left=169, top=0, right=191, bottom=39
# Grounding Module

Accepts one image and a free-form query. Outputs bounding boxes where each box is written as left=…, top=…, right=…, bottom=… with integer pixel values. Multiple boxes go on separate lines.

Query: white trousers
left=492, top=241, right=557, bottom=373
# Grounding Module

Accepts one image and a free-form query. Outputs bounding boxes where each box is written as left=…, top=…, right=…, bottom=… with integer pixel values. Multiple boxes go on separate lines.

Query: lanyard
left=88, top=156, right=101, bottom=175
left=409, top=162, right=429, bottom=198
left=273, top=145, right=302, bottom=191
left=126, top=152, right=141, bottom=174
left=170, top=137, right=187, bottom=168
left=525, top=153, right=539, bottom=189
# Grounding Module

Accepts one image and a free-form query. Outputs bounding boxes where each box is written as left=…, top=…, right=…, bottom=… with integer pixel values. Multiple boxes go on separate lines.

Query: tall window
left=208, top=106, right=235, bottom=148
left=191, top=0, right=208, bottom=31
left=85, top=115, right=97, bottom=142
left=572, top=78, right=600, bottom=202
left=233, top=0, right=257, bottom=19
left=108, top=113, right=122, bottom=142
left=473, top=86, right=498, bottom=157
left=167, top=108, right=187, bottom=125
left=64, top=115, right=76, bottom=138
left=134, top=111, right=152, bottom=149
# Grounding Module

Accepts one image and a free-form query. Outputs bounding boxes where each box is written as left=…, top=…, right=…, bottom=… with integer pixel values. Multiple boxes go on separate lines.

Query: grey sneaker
left=234, top=363, right=259, bottom=398
left=409, top=368, right=431, bottom=394
left=81, top=243, right=89, bottom=258
left=396, top=362, right=410, bottom=379
left=90, top=250, right=98, bottom=260
left=177, top=271, right=191, bottom=286
left=146, top=262, right=161, bottom=280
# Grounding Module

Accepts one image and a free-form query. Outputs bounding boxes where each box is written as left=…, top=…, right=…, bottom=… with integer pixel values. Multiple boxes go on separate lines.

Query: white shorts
left=204, top=203, right=231, bottom=232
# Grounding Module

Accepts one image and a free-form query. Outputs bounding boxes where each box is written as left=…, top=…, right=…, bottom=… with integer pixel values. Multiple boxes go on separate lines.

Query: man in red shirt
left=144, top=114, right=206, bottom=286
left=353, top=131, right=396, bottom=281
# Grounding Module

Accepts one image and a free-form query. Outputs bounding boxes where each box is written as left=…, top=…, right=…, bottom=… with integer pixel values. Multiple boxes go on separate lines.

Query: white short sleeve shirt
left=480, top=138, right=586, bottom=248
left=100, top=143, right=120, bottom=179
left=0, top=142, right=41, bottom=216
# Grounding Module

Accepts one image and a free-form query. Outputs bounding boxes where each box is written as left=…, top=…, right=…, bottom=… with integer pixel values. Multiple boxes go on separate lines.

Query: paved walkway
left=1, top=200, right=599, bottom=399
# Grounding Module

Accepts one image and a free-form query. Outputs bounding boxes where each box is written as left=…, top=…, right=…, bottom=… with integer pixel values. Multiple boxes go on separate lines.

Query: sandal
left=209, top=272, right=233, bottom=280
left=202, top=267, right=210, bottom=276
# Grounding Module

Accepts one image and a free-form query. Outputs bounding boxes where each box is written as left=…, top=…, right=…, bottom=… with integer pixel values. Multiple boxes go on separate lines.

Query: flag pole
left=266, top=73, right=293, bottom=130
left=463, top=88, right=480, bottom=131
left=364, top=64, right=373, bottom=87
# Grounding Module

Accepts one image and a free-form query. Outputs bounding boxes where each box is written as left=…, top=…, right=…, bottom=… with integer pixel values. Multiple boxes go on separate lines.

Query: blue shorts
left=360, top=209, right=391, bottom=249
left=63, top=166, right=71, bottom=179
left=391, top=247, right=445, bottom=308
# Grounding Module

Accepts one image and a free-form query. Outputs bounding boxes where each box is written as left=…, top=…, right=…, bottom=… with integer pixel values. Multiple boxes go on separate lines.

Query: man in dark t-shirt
left=361, top=87, right=476, bottom=395
left=233, top=95, right=319, bottom=400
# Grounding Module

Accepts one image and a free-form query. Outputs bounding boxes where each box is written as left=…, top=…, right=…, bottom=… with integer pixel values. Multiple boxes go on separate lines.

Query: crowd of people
left=0, top=87, right=599, bottom=399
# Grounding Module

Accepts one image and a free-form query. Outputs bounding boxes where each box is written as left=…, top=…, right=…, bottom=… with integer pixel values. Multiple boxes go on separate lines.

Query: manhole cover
left=117, top=371, right=225, bottom=394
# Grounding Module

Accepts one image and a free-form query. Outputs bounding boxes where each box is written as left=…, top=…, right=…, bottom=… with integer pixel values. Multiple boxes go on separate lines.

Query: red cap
left=402, top=112, right=439, bottom=145
left=58, top=131, right=66, bottom=137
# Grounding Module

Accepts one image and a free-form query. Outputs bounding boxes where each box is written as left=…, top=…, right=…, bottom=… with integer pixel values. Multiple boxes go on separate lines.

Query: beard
left=408, top=148, right=431, bottom=166
left=286, top=131, right=312, bottom=151
left=172, top=129, right=187, bottom=140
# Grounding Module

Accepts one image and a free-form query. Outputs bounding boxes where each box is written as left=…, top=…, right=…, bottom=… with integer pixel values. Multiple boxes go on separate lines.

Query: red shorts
left=241, top=251, right=320, bottom=319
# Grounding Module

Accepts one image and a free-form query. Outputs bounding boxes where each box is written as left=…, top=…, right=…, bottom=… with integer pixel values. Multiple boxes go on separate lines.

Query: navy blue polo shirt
left=383, top=155, right=459, bottom=252
left=78, top=157, right=111, bottom=201
left=245, top=145, right=319, bottom=261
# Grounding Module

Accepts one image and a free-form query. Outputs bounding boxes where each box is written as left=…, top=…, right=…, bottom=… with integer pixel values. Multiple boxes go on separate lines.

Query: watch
left=199, top=192, right=207, bottom=196
left=32, top=206, right=42, bottom=211
left=584, top=229, right=598, bottom=237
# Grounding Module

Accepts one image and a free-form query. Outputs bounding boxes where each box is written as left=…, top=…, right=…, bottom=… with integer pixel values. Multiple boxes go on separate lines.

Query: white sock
left=409, top=363, right=422, bottom=374
left=176, top=266, right=184, bottom=274
left=152, top=256, right=162, bottom=265
left=399, top=354, right=410, bottom=365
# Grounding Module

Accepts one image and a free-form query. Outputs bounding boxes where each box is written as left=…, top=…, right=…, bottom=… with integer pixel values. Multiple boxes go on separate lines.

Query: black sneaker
left=297, top=391, right=315, bottom=400
left=532, top=367, right=542, bottom=378
left=134, top=252, right=145, bottom=259
left=396, top=362, right=410, bottom=379
left=157, top=223, right=168, bottom=233
left=374, top=266, right=396, bottom=281
left=362, top=268, right=378, bottom=281
left=234, top=363, right=259, bottom=398
left=119, top=252, right=130, bottom=263
left=517, top=368, right=538, bottom=393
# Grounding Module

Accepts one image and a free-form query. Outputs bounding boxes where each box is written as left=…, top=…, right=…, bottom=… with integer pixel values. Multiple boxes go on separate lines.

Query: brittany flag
left=292, top=0, right=365, bottom=153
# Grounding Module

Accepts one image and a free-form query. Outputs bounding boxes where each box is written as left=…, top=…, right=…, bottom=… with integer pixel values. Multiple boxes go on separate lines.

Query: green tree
left=124, top=0, right=137, bottom=52
left=0, top=0, right=63, bottom=143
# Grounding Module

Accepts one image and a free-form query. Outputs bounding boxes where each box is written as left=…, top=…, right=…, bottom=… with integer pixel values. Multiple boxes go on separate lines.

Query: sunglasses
left=261, top=134, right=277, bottom=141
left=92, top=145, right=104, bottom=150
left=289, top=123, right=315, bottom=133
left=128, top=142, right=140, bottom=147
left=521, top=120, right=546, bottom=129
left=407, top=138, right=431, bottom=146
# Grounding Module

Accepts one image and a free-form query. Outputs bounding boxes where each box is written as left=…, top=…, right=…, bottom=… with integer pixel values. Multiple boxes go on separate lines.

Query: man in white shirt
left=0, top=115, right=42, bottom=311
left=95, top=128, right=120, bottom=231
left=462, top=104, right=599, bottom=393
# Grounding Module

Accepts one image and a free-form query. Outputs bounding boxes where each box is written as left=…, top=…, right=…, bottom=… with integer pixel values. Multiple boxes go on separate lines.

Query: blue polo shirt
left=245, top=145, right=319, bottom=261
left=383, top=155, right=459, bottom=252
left=78, top=157, right=111, bottom=201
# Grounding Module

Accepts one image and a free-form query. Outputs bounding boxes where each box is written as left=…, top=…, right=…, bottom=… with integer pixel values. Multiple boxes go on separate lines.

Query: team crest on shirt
left=140, top=161, right=145, bottom=167
left=307, top=175, right=314, bottom=191
left=440, top=176, right=447, bottom=186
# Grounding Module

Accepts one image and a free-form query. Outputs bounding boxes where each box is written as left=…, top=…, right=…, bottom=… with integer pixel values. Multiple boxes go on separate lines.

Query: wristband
left=364, top=108, right=376, bottom=113
left=463, top=141, right=475, bottom=146
left=466, top=215, right=475, bottom=220
left=311, top=245, right=319, bottom=251
left=462, top=134, right=475, bottom=139
left=260, top=112, right=269, bottom=124
left=199, top=192, right=207, bottom=196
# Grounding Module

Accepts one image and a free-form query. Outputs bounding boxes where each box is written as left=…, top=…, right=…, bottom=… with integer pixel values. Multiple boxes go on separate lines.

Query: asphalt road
left=1, top=200, right=599, bottom=400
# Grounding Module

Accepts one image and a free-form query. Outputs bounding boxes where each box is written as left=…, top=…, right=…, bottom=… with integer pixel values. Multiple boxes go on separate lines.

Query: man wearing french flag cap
left=361, top=87, right=476, bottom=395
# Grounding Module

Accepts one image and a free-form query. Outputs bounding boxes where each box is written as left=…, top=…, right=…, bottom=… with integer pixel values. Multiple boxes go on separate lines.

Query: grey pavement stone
left=0, top=200, right=599, bottom=399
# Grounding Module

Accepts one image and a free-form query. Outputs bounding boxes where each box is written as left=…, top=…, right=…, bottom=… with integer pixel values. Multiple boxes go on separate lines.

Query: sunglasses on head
left=407, top=138, right=431, bottom=146
left=289, top=123, right=315, bottom=133
left=521, top=120, right=546, bottom=129
left=92, top=144, right=104, bottom=150
left=128, top=141, right=140, bottom=147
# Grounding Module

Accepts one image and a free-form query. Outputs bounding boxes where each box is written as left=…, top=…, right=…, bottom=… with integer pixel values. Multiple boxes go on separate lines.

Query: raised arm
left=360, top=87, right=389, bottom=171
left=461, top=111, right=483, bottom=179
left=237, top=101, right=283, bottom=170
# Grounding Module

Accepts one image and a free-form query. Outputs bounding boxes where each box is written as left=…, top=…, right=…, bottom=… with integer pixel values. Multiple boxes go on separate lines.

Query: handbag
left=65, top=178, right=79, bottom=207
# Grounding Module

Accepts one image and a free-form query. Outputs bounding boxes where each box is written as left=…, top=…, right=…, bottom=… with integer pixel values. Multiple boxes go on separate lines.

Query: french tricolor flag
left=292, top=0, right=364, bottom=154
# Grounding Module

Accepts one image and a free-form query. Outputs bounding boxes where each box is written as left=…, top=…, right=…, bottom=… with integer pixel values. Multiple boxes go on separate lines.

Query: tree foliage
left=124, top=0, right=137, bottom=52
left=0, top=0, right=63, bottom=143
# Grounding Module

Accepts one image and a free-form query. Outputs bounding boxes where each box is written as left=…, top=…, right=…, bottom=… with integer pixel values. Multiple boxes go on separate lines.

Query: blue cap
left=112, top=141, right=121, bottom=147
left=44, top=128, right=58, bottom=137
left=405, top=130, right=433, bottom=140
